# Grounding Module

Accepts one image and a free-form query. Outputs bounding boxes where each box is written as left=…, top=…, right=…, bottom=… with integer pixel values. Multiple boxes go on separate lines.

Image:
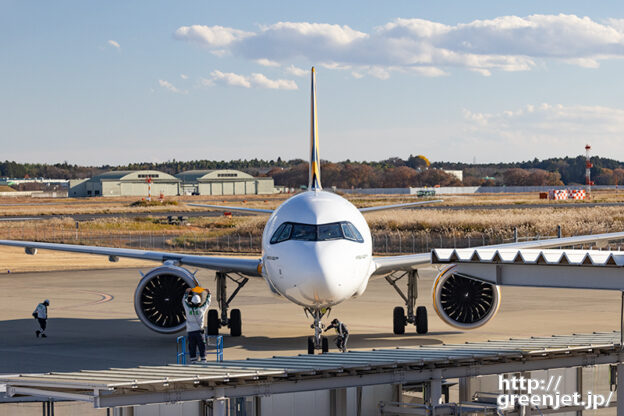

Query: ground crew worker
left=33, top=299, right=49, bottom=338
left=182, top=287, right=211, bottom=362
left=324, top=318, right=349, bottom=352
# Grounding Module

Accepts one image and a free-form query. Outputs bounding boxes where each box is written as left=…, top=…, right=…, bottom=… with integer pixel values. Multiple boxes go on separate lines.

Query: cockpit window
left=270, top=221, right=364, bottom=244
left=318, top=223, right=342, bottom=240
left=341, top=222, right=363, bottom=242
left=292, top=224, right=316, bottom=241
left=270, top=223, right=293, bottom=244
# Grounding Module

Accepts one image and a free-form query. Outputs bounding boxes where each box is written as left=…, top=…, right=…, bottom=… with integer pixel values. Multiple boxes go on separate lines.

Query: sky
left=3, top=1, right=624, bottom=165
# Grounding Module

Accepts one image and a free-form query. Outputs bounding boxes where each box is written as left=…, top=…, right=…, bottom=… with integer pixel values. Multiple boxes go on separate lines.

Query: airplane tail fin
left=309, top=67, right=322, bottom=190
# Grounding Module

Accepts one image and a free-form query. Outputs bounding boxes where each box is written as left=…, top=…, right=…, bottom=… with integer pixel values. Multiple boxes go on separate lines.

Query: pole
left=585, top=144, right=593, bottom=194
left=620, top=291, right=624, bottom=349
left=618, top=363, right=624, bottom=416
left=213, top=388, right=227, bottom=416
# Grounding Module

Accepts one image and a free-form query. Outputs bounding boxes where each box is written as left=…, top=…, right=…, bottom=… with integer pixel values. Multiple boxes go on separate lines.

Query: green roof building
left=175, top=169, right=274, bottom=195
left=69, top=170, right=180, bottom=197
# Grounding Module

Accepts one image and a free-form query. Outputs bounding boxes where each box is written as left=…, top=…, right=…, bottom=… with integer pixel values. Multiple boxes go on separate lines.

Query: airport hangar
left=68, top=169, right=274, bottom=197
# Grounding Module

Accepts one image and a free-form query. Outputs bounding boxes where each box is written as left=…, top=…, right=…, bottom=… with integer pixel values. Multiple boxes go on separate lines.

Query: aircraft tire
left=416, top=306, right=428, bottom=334
left=393, top=306, right=406, bottom=335
left=230, top=309, right=242, bottom=337
left=307, top=336, right=315, bottom=355
left=207, top=309, right=219, bottom=335
left=321, top=336, right=329, bottom=353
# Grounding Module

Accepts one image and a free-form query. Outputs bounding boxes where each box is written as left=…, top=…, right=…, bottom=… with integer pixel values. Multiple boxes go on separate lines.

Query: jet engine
left=134, top=265, right=198, bottom=334
left=432, top=265, right=501, bottom=329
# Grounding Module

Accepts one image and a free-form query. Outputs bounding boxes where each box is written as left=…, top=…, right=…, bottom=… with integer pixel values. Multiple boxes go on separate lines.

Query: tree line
left=3, top=154, right=624, bottom=187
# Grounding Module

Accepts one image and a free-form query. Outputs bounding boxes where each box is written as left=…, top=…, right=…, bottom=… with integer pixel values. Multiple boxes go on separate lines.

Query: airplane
left=2, top=67, right=624, bottom=354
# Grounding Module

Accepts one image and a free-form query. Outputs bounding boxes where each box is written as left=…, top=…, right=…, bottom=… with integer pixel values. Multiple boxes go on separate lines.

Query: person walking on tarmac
left=324, top=318, right=349, bottom=352
left=33, top=299, right=49, bottom=338
left=182, top=286, right=211, bottom=362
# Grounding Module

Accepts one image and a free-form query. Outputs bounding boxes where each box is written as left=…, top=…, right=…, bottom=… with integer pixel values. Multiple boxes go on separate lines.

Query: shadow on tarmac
left=0, top=318, right=457, bottom=373
left=225, top=331, right=458, bottom=353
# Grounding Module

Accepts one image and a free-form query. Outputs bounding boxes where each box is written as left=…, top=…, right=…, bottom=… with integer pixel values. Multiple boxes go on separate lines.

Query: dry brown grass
left=1, top=189, right=624, bottom=217
left=3, top=190, right=624, bottom=256
left=365, top=206, right=624, bottom=239
left=348, top=189, right=624, bottom=207
left=4, top=199, right=624, bottom=270
left=0, top=194, right=285, bottom=217
left=3, top=202, right=624, bottom=243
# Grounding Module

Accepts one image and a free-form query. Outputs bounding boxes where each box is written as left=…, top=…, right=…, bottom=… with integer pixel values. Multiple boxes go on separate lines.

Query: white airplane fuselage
left=261, top=190, right=374, bottom=308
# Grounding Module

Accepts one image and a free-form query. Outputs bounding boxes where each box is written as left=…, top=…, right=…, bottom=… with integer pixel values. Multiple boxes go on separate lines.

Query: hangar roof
left=176, top=169, right=253, bottom=182
left=92, top=170, right=179, bottom=182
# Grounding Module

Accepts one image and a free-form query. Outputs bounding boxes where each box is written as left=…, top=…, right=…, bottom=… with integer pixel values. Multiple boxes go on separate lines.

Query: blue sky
left=3, top=1, right=624, bottom=165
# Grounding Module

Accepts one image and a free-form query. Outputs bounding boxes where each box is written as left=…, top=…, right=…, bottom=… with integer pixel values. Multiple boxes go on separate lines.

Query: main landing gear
left=305, top=307, right=330, bottom=354
left=386, top=270, right=428, bottom=335
left=207, top=272, right=248, bottom=337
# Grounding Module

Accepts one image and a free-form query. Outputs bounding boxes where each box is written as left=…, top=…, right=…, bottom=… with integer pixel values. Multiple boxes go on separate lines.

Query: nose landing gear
left=305, top=307, right=330, bottom=354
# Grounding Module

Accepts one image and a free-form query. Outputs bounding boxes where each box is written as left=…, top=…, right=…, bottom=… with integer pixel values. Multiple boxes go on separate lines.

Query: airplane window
left=342, top=222, right=364, bottom=243
left=270, top=221, right=364, bottom=244
left=270, top=223, right=293, bottom=244
left=291, top=224, right=317, bottom=241
left=318, top=223, right=343, bottom=241
left=276, top=223, right=293, bottom=243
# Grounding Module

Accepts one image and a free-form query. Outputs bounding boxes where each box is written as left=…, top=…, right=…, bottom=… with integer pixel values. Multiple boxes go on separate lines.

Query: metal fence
left=2, top=221, right=620, bottom=255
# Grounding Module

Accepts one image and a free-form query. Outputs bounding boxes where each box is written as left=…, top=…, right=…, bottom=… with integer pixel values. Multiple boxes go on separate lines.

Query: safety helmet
left=43, top=299, right=50, bottom=306
left=191, top=294, right=201, bottom=306
left=331, top=318, right=339, bottom=325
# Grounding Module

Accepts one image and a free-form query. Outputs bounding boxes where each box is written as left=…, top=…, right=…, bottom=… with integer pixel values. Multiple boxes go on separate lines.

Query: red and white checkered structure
left=548, top=189, right=586, bottom=200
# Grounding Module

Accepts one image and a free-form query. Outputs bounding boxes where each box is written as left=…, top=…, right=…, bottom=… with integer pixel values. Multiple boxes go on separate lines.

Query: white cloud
left=210, top=70, right=251, bottom=88
left=158, top=79, right=186, bottom=94
left=180, top=73, right=189, bottom=79
left=174, top=14, right=624, bottom=78
left=367, top=66, right=390, bottom=80
left=249, top=73, right=297, bottom=90
left=173, top=25, right=252, bottom=48
left=461, top=103, right=624, bottom=158
left=285, top=64, right=308, bottom=77
left=107, top=40, right=120, bottom=49
left=206, top=70, right=297, bottom=90
left=256, top=58, right=280, bottom=67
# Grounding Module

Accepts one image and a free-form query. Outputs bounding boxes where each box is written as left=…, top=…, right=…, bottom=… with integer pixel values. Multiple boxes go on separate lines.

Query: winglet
left=309, top=67, right=322, bottom=190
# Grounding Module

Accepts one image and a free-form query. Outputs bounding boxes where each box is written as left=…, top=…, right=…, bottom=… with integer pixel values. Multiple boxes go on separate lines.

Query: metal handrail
left=176, top=334, right=223, bottom=363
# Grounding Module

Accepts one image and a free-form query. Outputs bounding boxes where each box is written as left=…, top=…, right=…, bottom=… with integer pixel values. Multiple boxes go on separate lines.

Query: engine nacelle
left=134, top=265, right=198, bottom=334
left=432, top=265, right=501, bottom=330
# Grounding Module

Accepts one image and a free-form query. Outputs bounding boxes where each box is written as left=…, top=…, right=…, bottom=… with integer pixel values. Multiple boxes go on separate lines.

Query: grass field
left=2, top=190, right=624, bottom=269
left=2, top=189, right=624, bottom=217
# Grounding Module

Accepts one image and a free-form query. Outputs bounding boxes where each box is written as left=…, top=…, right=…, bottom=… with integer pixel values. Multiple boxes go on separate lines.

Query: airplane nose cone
left=278, top=241, right=363, bottom=306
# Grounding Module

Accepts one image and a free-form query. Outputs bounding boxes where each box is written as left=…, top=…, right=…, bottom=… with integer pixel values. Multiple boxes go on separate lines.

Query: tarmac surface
left=0, top=266, right=621, bottom=375
left=1, top=265, right=622, bottom=415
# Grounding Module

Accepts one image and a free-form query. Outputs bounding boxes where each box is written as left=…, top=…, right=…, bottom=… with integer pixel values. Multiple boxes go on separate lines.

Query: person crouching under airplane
left=324, top=318, right=349, bottom=352
left=183, top=286, right=211, bottom=362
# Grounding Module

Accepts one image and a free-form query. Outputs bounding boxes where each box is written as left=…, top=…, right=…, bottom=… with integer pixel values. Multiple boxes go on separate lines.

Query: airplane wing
left=188, top=203, right=273, bottom=214
left=371, top=231, right=624, bottom=275
left=0, top=240, right=262, bottom=277
left=359, top=200, right=443, bottom=213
